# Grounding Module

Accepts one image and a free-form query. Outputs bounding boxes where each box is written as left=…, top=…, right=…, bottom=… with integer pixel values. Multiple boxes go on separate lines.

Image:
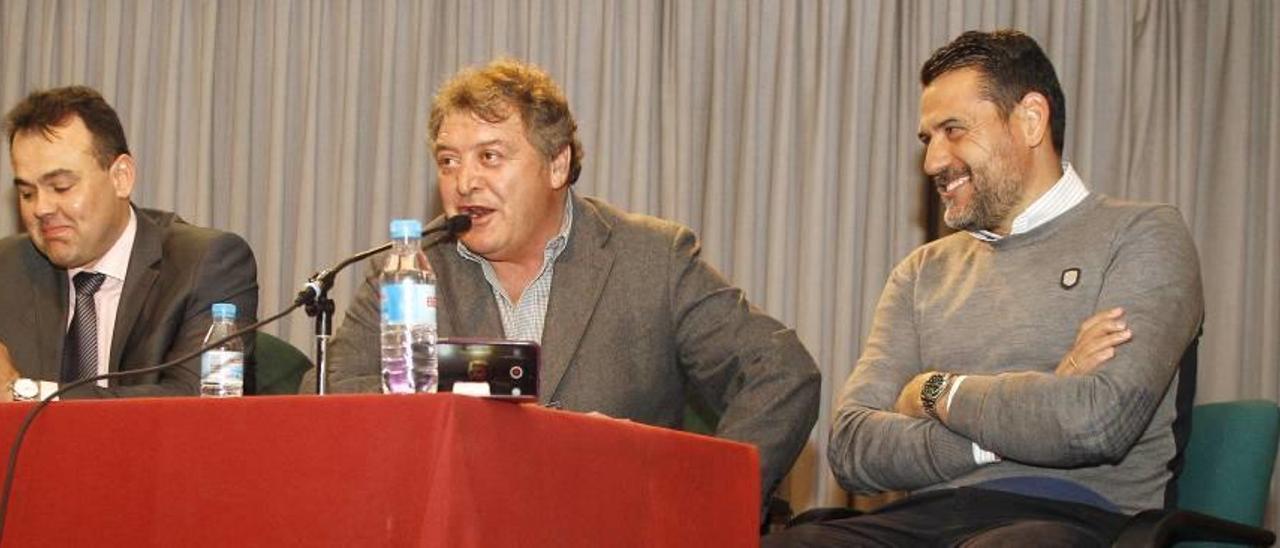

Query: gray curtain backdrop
left=3, top=0, right=1278, bottom=525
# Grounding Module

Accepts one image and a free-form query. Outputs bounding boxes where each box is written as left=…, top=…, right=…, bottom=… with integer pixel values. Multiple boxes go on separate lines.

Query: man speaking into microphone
left=316, top=58, right=820, bottom=507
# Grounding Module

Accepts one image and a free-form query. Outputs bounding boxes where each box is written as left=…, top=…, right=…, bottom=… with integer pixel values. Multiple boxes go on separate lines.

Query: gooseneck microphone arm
left=297, top=214, right=471, bottom=395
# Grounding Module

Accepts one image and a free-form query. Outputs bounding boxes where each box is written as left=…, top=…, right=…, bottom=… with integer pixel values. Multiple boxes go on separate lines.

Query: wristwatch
left=920, top=372, right=953, bottom=420
left=10, top=378, right=40, bottom=402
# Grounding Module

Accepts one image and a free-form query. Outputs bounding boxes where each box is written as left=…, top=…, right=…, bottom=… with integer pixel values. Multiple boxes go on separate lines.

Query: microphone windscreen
left=446, top=214, right=472, bottom=235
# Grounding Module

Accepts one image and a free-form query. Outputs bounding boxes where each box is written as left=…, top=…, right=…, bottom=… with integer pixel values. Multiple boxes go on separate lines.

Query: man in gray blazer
left=0, top=86, right=258, bottom=400
left=319, top=58, right=821, bottom=506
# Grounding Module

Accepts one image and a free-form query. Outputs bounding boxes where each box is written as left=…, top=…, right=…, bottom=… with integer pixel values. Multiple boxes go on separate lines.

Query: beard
left=938, top=158, right=1024, bottom=233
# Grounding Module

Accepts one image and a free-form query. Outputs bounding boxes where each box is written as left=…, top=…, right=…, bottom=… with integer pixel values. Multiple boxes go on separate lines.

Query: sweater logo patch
left=1061, top=268, right=1081, bottom=289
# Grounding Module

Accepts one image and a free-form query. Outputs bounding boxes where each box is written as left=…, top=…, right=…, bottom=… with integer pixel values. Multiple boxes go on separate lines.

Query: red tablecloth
left=0, top=394, right=759, bottom=547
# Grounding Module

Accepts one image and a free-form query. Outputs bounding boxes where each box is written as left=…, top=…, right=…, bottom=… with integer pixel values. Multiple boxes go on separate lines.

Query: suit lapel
left=540, top=196, right=615, bottom=398
left=432, top=240, right=504, bottom=339
left=25, top=243, right=69, bottom=380
left=110, top=208, right=163, bottom=372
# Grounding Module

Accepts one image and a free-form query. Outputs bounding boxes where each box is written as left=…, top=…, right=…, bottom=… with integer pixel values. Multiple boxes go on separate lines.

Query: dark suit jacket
left=317, top=194, right=820, bottom=499
left=0, top=207, right=258, bottom=398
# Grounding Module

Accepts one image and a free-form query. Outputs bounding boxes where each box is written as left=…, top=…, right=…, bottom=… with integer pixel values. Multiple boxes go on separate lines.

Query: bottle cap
left=389, top=219, right=423, bottom=239
left=212, top=302, right=237, bottom=319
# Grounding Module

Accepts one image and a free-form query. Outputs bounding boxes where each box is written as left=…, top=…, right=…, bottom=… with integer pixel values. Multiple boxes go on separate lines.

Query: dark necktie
left=60, top=271, right=107, bottom=384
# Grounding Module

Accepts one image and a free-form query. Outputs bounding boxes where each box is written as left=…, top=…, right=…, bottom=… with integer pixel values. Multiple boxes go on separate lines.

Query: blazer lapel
left=25, top=243, right=69, bottom=380
left=540, top=196, right=615, bottom=398
left=110, top=208, right=163, bottom=371
left=432, top=239, right=504, bottom=339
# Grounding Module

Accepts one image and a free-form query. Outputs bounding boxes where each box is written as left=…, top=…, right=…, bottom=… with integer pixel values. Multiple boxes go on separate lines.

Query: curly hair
left=429, top=58, right=583, bottom=184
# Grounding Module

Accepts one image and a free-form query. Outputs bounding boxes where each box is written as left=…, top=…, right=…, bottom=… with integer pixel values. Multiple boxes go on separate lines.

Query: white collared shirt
left=969, top=163, right=1090, bottom=242
left=66, top=207, right=137, bottom=386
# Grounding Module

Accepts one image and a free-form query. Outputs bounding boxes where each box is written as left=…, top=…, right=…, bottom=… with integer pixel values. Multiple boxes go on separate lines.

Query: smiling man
left=0, top=86, right=258, bottom=400
left=767, top=30, right=1203, bottom=547
left=320, top=59, right=821, bottom=511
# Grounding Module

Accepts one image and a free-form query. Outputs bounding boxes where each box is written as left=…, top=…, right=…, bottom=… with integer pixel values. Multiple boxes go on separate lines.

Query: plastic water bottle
left=200, top=303, right=244, bottom=397
left=379, top=219, right=439, bottom=394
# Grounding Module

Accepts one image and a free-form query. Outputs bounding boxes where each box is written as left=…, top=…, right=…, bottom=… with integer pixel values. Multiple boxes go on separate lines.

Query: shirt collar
left=968, top=163, right=1089, bottom=242
left=69, top=206, right=136, bottom=282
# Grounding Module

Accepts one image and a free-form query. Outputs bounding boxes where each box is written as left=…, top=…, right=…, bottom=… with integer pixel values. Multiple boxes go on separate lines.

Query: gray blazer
left=0, top=207, right=259, bottom=398
left=319, top=194, right=820, bottom=499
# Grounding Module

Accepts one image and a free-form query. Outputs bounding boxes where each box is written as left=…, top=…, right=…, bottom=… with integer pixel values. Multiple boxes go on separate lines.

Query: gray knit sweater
left=829, top=193, right=1204, bottom=514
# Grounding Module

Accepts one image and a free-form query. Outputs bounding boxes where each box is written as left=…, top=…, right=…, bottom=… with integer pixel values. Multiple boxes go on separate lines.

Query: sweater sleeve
left=943, top=206, right=1203, bottom=466
left=827, top=252, right=986, bottom=493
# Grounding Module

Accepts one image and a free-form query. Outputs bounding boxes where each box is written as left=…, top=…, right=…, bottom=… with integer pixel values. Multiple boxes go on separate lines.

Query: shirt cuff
left=972, top=442, right=1001, bottom=465
left=944, top=374, right=965, bottom=412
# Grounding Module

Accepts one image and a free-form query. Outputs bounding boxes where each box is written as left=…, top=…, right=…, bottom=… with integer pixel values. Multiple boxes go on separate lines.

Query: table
left=0, top=394, right=759, bottom=547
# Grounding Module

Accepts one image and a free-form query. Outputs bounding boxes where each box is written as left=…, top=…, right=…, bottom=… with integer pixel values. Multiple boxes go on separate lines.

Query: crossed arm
left=895, top=307, right=1133, bottom=422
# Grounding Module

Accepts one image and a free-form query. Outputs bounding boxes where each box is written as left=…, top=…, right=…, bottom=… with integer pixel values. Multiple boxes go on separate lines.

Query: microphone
left=295, top=214, right=471, bottom=306
left=434, top=213, right=472, bottom=238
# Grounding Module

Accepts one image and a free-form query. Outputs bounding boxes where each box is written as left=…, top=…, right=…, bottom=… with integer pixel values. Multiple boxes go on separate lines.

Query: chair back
left=1177, top=400, right=1280, bottom=527
left=254, top=332, right=314, bottom=395
left=683, top=388, right=720, bottom=435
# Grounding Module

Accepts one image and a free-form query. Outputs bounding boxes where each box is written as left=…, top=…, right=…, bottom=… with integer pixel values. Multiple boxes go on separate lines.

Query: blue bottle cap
left=211, top=303, right=237, bottom=319
left=389, top=219, right=423, bottom=239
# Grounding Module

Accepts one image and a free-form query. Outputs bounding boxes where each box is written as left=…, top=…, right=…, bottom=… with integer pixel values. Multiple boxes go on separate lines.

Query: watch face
left=922, top=374, right=947, bottom=399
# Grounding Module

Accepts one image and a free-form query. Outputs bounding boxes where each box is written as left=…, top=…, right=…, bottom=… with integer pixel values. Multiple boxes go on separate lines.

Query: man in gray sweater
left=767, top=30, right=1203, bottom=546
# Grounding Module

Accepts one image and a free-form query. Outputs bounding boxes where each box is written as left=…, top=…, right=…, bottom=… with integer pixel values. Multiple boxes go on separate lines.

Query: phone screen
left=436, top=338, right=540, bottom=399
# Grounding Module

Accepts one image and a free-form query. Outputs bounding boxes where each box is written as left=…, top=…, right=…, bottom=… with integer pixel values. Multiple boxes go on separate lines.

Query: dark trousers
left=763, top=487, right=1131, bottom=547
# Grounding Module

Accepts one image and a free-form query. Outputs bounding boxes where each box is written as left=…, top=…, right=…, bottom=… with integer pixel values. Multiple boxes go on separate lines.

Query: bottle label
left=381, top=282, right=435, bottom=325
left=201, top=350, right=244, bottom=382
left=422, top=284, right=436, bottom=325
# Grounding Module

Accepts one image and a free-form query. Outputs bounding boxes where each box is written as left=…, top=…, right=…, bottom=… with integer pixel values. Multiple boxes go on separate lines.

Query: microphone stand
left=296, top=215, right=471, bottom=395
left=295, top=243, right=386, bottom=395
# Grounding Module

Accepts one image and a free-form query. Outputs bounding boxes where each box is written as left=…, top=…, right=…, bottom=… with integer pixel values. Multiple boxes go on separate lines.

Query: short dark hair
left=429, top=58, right=583, bottom=185
left=4, top=85, right=130, bottom=169
left=921, top=30, right=1066, bottom=155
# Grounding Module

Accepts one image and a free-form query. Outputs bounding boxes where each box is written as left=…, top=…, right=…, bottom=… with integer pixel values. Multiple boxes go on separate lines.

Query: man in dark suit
left=317, top=58, right=821, bottom=507
left=0, top=86, right=258, bottom=400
